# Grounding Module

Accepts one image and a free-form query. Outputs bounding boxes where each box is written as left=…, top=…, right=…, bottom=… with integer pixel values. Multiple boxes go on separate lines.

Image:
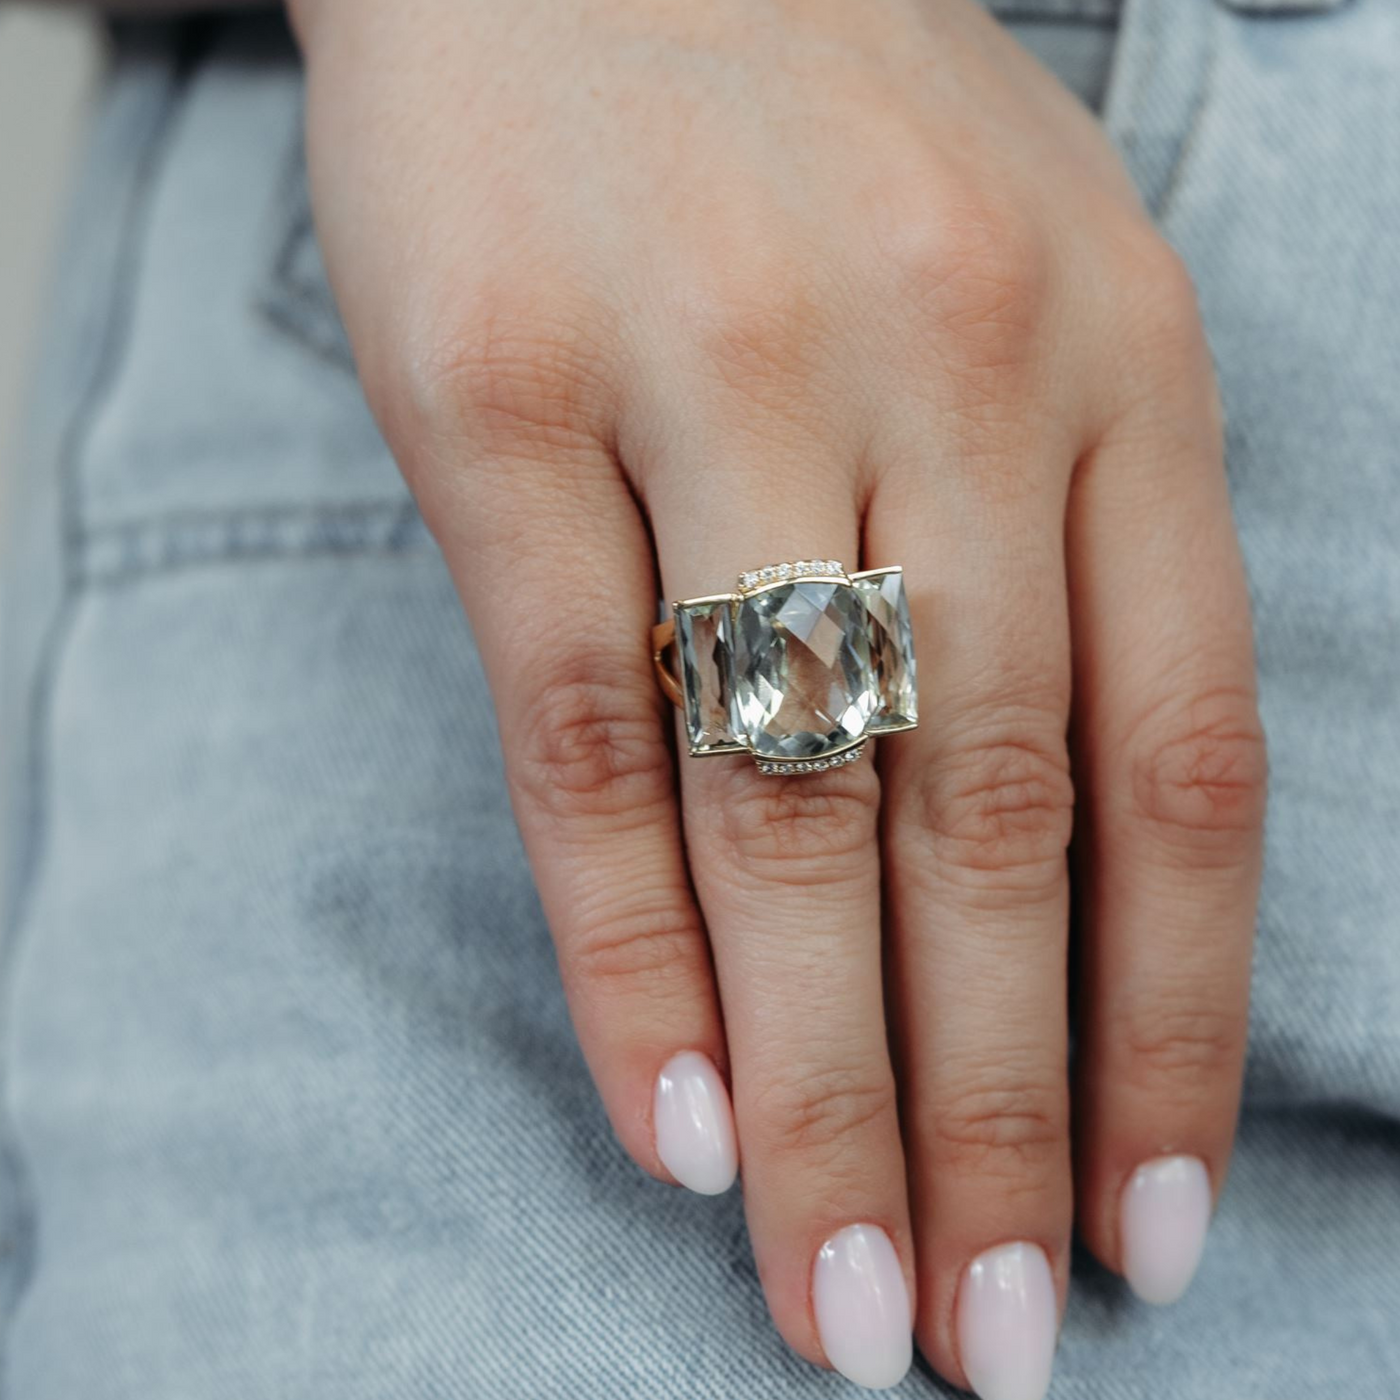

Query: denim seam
left=988, top=0, right=1121, bottom=18
left=0, top=33, right=201, bottom=1393
left=1101, top=0, right=1216, bottom=218
left=75, top=497, right=435, bottom=588
left=1156, top=6, right=1224, bottom=222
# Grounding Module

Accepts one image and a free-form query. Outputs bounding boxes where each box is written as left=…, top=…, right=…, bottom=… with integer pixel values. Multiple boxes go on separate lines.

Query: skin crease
left=100, top=0, right=1268, bottom=1390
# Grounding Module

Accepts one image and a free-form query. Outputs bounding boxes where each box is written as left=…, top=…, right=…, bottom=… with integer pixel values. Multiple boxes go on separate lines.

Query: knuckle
left=1120, top=1001, right=1245, bottom=1088
left=706, top=765, right=882, bottom=879
left=886, top=188, right=1048, bottom=378
left=567, top=905, right=707, bottom=997
left=924, top=1070, right=1067, bottom=1184
left=510, top=660, right=673, bottom=825
left=906, top=729, right=1074, bottom=884
left=410, top=285, right=616, bottom=461
left=1129, top=688, right=1268, bottom=854
left=1111, top=230, right=1209, bottom=367
left=751, top=1065, right=898, bottom=1162
left=678, top=270, right=832, bottom=416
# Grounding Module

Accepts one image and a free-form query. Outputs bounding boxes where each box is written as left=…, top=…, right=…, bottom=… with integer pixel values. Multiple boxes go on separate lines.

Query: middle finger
left=874, top=450, right=1076, bottom=1400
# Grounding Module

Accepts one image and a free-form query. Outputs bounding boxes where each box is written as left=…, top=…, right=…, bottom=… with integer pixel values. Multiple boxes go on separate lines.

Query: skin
left=64, top=0, right=1268, bottom=1388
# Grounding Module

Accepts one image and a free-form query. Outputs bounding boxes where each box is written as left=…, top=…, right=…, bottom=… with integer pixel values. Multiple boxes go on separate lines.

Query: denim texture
left=2, top=1, right=1397, bottom=1394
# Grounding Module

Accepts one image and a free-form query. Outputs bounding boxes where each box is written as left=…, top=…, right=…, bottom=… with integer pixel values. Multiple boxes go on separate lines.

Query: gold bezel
left=867, top=716, right=918, bottom=736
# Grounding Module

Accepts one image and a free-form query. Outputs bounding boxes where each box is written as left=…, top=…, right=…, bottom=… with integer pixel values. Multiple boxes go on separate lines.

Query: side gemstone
left=675, top=597, right=741, bottom=752
left=852, top=568, right=917, bottom=730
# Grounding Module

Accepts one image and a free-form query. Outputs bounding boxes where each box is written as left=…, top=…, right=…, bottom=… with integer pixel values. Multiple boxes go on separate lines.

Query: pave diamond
left=739, top=560, right=845, bottom=592
left=853, top=568, right=917, bottom=730
left=676, top=598, right=740, bottom=751
left=732, top=580, right=878, bottom=759
left=755, top=743, right=865, bottom=775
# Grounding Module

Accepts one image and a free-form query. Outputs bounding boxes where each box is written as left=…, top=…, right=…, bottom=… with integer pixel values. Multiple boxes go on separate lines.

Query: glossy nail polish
left=1121, top=1154, right=1212, bottom=1304
left=653, top=1051, right=737, bottom=1195
left=812, top=1223, right=912, bottom=1390
left=956, top=1241, right=1057, bottom=1400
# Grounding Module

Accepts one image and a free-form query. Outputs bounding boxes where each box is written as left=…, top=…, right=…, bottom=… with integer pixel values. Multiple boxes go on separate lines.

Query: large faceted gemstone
left=676, top=598, right=741, bottom=752
left=732, top=581, right=878, bottom=758
left=853, top=568, right=918, bottom=730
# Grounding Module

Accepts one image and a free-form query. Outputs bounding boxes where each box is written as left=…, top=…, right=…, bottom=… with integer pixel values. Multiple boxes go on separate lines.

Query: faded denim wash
left=2, top=0, right=1397, bottom=1395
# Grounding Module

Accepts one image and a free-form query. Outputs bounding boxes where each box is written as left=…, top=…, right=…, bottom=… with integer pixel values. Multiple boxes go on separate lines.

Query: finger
left=646, top=446, right=914, bottom=1390
left=870, top=448, right=1076, bottom=1400
left=401, top=316, right=736, bottom=1196
left=1068, top=251, right=1265, bottom=1304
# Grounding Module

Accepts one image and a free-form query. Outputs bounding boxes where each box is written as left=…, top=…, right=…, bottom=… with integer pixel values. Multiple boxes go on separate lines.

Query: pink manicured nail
left=1121, top=1154, right=1212, bottom=1304
left=956, top=1241, right=1057, bottom=1400
left=812, top=1223, right=912, bottom=1390
left=653, top=1051, right=737, bottom=1195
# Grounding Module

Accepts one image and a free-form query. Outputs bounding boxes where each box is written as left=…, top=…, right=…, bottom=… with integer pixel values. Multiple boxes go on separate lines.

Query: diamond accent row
left=739, top=560, right=843, bottom=592
left=755, top=744, right=865, bottom=776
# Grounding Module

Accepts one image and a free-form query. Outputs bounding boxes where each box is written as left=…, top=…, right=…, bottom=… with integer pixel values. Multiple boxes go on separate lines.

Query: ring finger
left=648, top=445, right=915, bottom=1391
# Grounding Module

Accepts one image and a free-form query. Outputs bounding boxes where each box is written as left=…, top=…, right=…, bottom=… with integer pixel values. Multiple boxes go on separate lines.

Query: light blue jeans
left=2, top=1, right=1397, bottom=1394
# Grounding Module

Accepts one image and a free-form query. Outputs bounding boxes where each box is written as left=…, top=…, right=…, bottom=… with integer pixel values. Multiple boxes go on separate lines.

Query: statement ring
left=652, top=559, right=918, bottom=776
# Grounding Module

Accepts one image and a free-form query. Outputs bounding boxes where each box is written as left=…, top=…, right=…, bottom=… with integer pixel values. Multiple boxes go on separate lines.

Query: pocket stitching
left=256, top=134, right=357, bottom=375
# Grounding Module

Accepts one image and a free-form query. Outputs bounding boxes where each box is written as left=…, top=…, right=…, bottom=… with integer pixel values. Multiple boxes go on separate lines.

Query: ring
left=653, top=558, right=918, bottom=775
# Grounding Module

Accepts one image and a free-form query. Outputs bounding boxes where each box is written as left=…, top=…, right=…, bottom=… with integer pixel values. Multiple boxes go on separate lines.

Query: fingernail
left=1121, top=1154, right=1212, bottom=1304
left=653, top=1051, right=737, bottom=1195
left=956, top=1241, right=1057, bottom=1400
left=812, top=1223, right=912, bottom=1390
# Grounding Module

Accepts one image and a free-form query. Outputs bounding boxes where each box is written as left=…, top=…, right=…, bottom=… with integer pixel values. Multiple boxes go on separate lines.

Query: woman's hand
left=290, top=0, right=1265, bottom=1391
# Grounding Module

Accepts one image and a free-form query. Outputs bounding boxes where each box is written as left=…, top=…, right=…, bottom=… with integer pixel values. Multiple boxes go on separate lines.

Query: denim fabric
left=2, top=1, right=1398, bottom=1395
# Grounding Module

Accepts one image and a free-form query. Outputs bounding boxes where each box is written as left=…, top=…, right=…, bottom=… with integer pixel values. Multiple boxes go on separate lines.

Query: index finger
left=404, top=331, right=738, bottom=1198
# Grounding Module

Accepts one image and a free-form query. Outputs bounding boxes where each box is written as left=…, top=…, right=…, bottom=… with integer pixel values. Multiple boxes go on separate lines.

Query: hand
left=290, top=0, right=1266, bottom=1391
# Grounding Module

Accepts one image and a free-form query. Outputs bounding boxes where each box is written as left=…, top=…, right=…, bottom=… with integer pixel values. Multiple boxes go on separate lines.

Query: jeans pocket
left=77, top=22, right=411, bottom=541
left=59, top=19, right=418, bottom=584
